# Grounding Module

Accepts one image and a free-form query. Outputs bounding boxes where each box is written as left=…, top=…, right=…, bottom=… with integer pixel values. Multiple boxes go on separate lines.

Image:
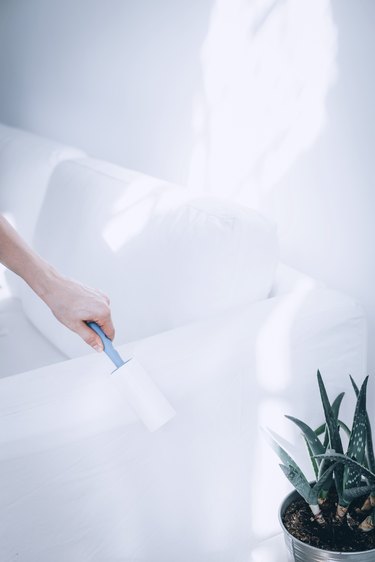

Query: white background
left=0, top=0, right=373, bottom=372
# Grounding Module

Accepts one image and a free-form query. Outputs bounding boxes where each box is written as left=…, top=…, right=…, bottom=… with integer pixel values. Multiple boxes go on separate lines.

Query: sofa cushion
left=0, top=123, right=83, bottom=242
left=0, top=296, right=66, bottom=378
left=0, top=123, right=84, bottom=300
left=20, top=157, right=278, bottom=357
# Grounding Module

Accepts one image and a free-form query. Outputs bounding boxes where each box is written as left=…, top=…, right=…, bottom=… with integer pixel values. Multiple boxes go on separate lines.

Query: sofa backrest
left=19, top=156, right=279, bottom=357
left=0, top=123, right=83, bottom=242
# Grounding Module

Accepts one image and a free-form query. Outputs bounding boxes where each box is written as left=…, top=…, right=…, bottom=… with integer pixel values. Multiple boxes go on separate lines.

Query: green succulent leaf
left=285, top=415, right=325, bottom=476
left=279, top=464, right=316, bottom=505
left=332, top=392, right=345, bottom=420
left=343, top=485, right=375, bottom=503
left=322, top=392, right=345, bottom=448
left=279, top=460, right=337, bottom=507
left=266, top=373, right=375, bottom=522
left=349, top=375, right=360, bottom=395
left=313, top=461, right=337, bottom=494
left=314, top=392, right=345, bottom=447
left=317, top=371, right=344, bottom=454
left=350, top=375, right=375, bottom=473
left=347, top=376, right=369, bottom=462
left=314, top=423, right=325, bottom=437
left=317, top=452, right=334, bottom=489
left=316, top=371, right=346, bottom=502
left=317, top=419, right=350, bottom=485
left=265, top=430, right=315, bottom=504
left=366, top=423, right=375, bottom=473
left=338, top=420, right=351, bottom=439
left=344, top=377, right=369, bottom=492
left=315, top=453, right=375, bottom=484
left=263, top=430, right=300, bottom=472
left=315, top=419, right=350, bottom=440
left=304, top=437, right=319, bottom=478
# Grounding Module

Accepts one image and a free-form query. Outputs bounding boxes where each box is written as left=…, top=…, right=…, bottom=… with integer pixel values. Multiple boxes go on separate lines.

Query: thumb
left=75, top=322, right=104, bottom=352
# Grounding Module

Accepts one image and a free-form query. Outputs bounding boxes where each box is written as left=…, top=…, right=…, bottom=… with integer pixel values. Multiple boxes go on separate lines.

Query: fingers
left=41, top=273, right=116, bottom=351
left=78, top=304, right=115, bottom=351
left=81, top=300, right=115, bottom=351
left=100, top=313, right=115, bottom=341
left=90, top=297, right=115, bottom=342
left=76, top=322, right=104, bottom=352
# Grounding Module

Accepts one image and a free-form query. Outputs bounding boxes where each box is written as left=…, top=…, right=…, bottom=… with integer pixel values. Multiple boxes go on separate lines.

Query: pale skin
left=0, top=215, right=114, bottom=351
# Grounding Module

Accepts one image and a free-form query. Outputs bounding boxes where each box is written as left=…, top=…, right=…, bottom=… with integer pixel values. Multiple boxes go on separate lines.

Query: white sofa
left=0, top=123, right=367, bottom=561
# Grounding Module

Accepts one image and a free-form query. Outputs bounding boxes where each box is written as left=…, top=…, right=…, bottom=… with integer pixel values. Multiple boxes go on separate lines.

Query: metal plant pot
left=279, top=489, right=375, bottom=562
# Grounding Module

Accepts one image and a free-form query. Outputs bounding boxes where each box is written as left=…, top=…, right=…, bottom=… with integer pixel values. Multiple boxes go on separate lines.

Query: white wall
left=0, top=0, right=212, bottom=185
left=0, top=0, right=374, bottom=372
left=188, top=0, right=375, bottom=374
left=263, top=0, right=375, bottom=372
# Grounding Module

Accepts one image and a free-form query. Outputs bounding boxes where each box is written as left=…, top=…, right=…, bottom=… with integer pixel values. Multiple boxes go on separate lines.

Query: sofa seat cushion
left=20, top=157, right=278, bottom=357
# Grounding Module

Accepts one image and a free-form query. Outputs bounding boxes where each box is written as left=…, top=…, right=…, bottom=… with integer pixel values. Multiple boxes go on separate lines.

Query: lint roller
left=87, top=322, right=176, bottom=432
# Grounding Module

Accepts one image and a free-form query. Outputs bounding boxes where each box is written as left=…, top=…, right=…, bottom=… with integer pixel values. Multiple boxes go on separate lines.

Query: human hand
left=40, top=272, right=115, bottom=352
left=0, top=215, right=114, bottom=350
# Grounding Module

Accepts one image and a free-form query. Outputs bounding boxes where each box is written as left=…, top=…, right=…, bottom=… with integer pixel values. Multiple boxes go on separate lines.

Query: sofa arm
left=0, top=123, right=83, bottom=243
left=0, top=281, right=367, bottom=559
left=270, top=262, right=324, bottom=297
left=0, top=281, right=366, bottom=450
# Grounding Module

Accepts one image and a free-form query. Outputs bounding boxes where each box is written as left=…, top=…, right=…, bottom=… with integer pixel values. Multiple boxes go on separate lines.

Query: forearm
left=0, top=215, right=58, bottom=300
left=0, top=214, right=114, bottom=348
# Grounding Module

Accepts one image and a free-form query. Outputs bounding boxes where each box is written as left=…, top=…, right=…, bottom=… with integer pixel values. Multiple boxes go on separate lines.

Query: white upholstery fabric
left=0, top=262, right=340, bottom=380
left=0, top=283, right=367, bottom=561
left=0, top=124, right=367, bottom=560
left=20, top=157, right=278, bottom=357
left=0, top=296, right=66, bottom=378
left=0, top=123, right=83, bottom=241
left=0, top=123, right=83, bottom=303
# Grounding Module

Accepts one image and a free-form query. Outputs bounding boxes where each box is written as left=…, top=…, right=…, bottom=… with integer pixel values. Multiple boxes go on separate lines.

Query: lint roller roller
left=87, top=322, right=176, bottom=432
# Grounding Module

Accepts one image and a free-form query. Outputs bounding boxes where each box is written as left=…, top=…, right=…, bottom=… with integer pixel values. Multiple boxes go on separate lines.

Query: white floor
left=251, top=533, right=289, bottom=561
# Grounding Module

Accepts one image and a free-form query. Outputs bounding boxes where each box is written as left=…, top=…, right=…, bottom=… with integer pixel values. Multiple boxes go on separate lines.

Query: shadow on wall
left=188, top=0, right=337, bottom=207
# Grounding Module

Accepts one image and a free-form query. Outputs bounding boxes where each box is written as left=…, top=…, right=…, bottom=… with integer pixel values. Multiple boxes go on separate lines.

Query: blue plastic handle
left=87, top=322, right=125, bottom=369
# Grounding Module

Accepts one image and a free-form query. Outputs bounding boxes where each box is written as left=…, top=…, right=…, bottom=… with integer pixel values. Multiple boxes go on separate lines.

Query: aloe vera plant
left=269, top=371, right=375, bottom=533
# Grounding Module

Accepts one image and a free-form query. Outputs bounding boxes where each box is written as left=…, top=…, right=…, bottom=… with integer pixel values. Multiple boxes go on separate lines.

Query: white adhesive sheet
left=111, top=357, right=176, bottom=432
left=0, top=285, right=366, bottom=561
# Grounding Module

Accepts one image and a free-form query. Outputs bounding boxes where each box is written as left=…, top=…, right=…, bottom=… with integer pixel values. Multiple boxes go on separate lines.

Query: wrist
left=23, top=256, right=62, bottom=302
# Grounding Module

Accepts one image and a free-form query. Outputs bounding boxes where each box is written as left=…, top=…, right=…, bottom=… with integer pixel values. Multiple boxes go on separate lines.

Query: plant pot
left=279, top=489, right=375, bottom=562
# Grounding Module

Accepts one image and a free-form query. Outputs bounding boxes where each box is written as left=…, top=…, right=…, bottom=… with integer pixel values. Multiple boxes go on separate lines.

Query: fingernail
left=94, top=344, right=102, bottom=352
